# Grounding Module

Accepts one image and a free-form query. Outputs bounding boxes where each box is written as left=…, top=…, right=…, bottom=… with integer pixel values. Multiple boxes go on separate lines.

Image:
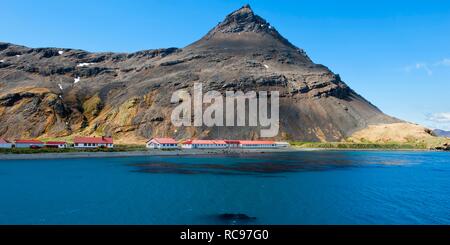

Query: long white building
left=74, top=136, right=114, bottom=148
left=15, top=140, right=45, bottom=148
left=180, top=140, right=290, bottom=149
left=181, top=140, right=228, bottom=149
left=238, top=140, right=278, bottom=148
left=146, top=138, right=178, bottom=149
left=0, top=138, right=12, bottom=149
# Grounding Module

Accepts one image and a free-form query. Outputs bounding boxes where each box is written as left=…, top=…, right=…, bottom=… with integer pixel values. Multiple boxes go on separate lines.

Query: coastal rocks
left=435, top=143, right=450, bottom=151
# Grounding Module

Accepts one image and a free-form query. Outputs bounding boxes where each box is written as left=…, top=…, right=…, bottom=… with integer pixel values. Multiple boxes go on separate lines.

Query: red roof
left=74, top=136, right=113, bottom=144
left=0, top=138, right=11, bottom=144
left=239, top=140, right=275, bottom=145
left=183, top=140, right=227, bottom=145
left=148, top=138, right=177, bottom=144
left=15, top=139, right=44, bottom=144
left=225, top=140, right=241, bottom=144
left=45, top=141, right=67, bottom=145
left=181, top=139, right=276, bottom=145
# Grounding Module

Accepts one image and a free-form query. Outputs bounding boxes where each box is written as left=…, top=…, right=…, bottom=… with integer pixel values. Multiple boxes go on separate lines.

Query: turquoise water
left=0, top=151, right=449, bottom=224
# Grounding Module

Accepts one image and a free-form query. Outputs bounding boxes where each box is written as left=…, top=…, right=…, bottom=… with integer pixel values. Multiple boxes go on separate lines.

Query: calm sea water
left=0, top=151, right=449, bottom=224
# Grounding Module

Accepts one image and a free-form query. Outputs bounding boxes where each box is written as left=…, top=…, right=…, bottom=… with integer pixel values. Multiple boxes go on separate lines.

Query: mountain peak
left=234, top=4, right=254, bottom=15
left=207, top=5, right=267, bottom=35
left=203, top=5, right=298, bottom=49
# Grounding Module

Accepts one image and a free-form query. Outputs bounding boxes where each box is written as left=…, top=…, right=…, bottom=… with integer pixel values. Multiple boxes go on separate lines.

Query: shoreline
left=0, top=148, right=299, bottom=160
left=0, top=147, right=440, bottom=160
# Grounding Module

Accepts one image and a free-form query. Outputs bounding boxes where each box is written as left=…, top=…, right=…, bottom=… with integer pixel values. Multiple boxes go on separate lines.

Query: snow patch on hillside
left=77, top=63, right=94, bottom=67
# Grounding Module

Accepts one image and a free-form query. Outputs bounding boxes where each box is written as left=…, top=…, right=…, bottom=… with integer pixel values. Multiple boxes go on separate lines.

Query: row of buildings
left=146, top=138, right=290, bottom=149
left=1, top=136, right=290, bottom=150
left=0, top=137, right=114, bottom=149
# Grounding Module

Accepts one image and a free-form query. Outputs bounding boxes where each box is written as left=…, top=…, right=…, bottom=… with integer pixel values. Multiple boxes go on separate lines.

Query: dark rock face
left=0, top=93, right=35, bottom=106
left=0, top=5, right=399, bottom=142
left=435, top=143, right=450, bottom=151
left=205, top=5, right=298, bottom=51
left=0, top=43, right=10, bottom=51
left=210, top=5, right=271, bottom=34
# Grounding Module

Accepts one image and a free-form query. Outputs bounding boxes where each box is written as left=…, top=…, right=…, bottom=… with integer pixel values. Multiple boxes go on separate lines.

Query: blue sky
left=1, top=0, right=450, bottom=130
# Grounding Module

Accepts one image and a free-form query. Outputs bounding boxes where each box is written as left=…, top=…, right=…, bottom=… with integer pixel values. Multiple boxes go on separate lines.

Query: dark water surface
left=0, top=151, right=449, bottom=224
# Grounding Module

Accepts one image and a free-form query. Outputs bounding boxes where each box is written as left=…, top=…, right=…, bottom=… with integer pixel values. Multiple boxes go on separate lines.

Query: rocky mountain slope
left=0, top=5, right=400, bottom=143
left=433, top=129, right=450, bottom=138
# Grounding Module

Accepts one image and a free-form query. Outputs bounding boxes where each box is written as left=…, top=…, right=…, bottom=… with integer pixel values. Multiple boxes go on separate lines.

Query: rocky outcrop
left=0, top=5, right=399, bottom=143
left=435, top=143, right=450, bottom=151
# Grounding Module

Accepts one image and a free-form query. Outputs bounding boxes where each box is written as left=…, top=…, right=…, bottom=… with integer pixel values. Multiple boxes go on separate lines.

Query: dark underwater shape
left=217, top=213, right=257, bottom=221
left=129, top=152, right=409, bottom=176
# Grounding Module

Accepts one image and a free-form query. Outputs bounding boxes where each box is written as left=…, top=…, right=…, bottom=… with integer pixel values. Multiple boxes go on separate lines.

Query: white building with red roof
left=0, top=138, right=13, bottom=149
left=224, top=140, right=241, bottom=148
left=73, top=136, right=114, bottom=148
left=45, top=141, right=68, bottom=148
left=14, top=139, right=45, bottom=148
left=238, top=140, right=277, bottom=148
left=146, top=138, right=178, bottom=149
left=181, top=140, right=228, bottom=149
